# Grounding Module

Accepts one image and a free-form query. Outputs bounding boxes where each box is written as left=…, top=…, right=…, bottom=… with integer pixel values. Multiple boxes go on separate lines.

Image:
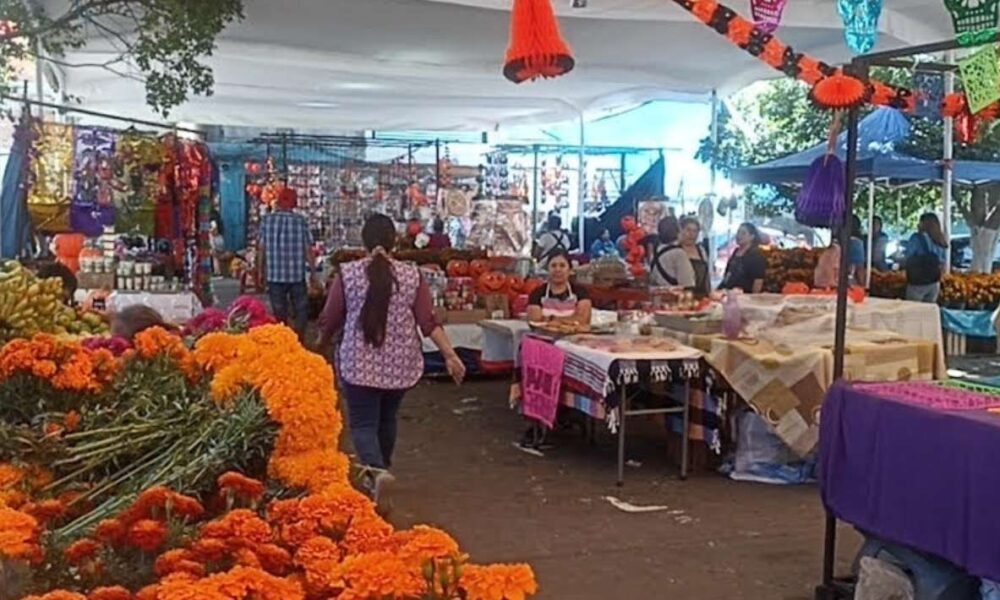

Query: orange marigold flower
left=94, top=519, right=126, bottom=546
left=294, top=536, right=342, bottom=594
left=394, top=525, right=461, bottom=565
left=190, top=537, right=229, bottom=562
left=460, top=564, right=539, bottom=600
left=170, top=493, right=205, bottom=521
left=87, top=586, right=133, bottom=600
left=21, top=592, right=88, bottom=600
left=340, top=512, right=393, bottom=555
left=44, top=422, right=65, bottom=437
left=336, top=551, right=425, bottom=600
left=232, top=546, right=262, bottom=569
left=127, top=519, right=167, bottom=552
left=0, top=463, right=24, bottom=489
left=154, top=549, right=205, bottom=578
left=218, top=471, right=265, bottom=501
left=254, top=543, right=292, bottom=575
left=64, top=538, right=101, bottom=565
left=200, top=509, right=273, bottom=546
left=133, top=327, right=186, bottom=360
left=23, top=499, right=66, bottom=525
left=0, top=506, right=41, bottom=562
left=64, top=410, right=81, bottom=433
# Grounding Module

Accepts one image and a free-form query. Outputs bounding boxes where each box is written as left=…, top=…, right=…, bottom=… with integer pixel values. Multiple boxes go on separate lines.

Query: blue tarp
left=0, top=117, right=33, bottom=258
left=732, top=108, right=940, bottom=185
left=940, top=307, right=997, bottom=338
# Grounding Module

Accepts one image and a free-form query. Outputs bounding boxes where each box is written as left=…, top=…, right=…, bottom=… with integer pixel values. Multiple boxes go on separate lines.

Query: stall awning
left=32, top=0, right=960, bottom=130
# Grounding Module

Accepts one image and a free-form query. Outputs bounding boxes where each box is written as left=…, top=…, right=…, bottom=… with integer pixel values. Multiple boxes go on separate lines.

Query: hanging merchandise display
left=494, top=199, right=531, bottom=256
left=113, top=131, right=162, bottom=235
left=541, top=156, right=570, bottom=211
left=481, top=150, right=511, bottom=198
left=958, top=44, right=1000, bottom=113
left=837, top=0, right=883, bottom=54
left=750, top=0, right=788, bottom=33
left=27, top=121, right=74, bottom=229
left=503, top=0, right=575, bottom=83
left=913, top=71, right=946, bottom=119
left=70, top=127, right=117, bottom=237
left=944, top=0, right=1000, bottom=34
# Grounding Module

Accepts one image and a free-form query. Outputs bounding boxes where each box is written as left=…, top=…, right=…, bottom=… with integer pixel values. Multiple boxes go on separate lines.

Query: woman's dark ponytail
left=360, top=214, right=398, bottom=347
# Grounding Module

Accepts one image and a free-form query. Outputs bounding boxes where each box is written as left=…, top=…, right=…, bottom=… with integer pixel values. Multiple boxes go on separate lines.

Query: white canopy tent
left=33, top=0, right=958, bottom=130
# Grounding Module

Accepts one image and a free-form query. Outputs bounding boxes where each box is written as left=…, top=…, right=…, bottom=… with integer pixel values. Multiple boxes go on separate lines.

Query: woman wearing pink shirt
left=319, top=214, right=464, bottom=512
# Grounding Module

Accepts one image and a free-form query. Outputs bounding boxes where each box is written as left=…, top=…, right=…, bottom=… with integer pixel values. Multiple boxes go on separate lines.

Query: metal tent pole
left=578, top=114, right=586, bottom=250
left=866, top=179, right=875, bottom=288
left=532, top=144, right=540, bottom=236
left=819, top=91, right=862, bottom=600
left=943, top=50, right=955, bottom=274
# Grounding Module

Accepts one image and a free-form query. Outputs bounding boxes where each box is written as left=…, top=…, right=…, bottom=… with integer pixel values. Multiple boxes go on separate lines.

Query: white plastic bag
left=856, top=556, right=915, bottom=600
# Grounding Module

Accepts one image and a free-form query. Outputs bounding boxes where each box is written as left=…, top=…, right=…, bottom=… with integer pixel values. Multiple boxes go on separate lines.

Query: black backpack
left=905, top=234, right=942, bottom=286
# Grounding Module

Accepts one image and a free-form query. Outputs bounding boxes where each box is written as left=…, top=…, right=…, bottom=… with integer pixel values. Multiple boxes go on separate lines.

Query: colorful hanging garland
left=669, top=0, right=1000, bottom=124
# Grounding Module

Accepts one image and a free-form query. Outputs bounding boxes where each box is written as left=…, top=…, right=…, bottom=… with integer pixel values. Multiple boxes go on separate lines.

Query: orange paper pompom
left=942, top=93, right=967, bottom=118
left=810, top=74, right=871, bottom=110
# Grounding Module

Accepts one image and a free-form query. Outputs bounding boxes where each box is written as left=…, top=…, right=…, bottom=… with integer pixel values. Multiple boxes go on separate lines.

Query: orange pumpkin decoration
left=478, top=271, right=507, bottom=294
left=505, top=274, right=525, bottom=296
left=469, top=259, right=490, bottom=278
left=446, top=260, right=469, bottom=278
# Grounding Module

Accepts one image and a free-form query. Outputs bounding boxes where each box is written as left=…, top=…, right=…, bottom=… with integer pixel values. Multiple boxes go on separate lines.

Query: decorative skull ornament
left=837, top=0, right=883, bottom=54
left=750, top=0, right=788, bottom=33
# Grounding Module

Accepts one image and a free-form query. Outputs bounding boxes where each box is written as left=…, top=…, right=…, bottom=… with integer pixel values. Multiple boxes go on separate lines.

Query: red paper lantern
left=503, top=0, right=575, bottom=83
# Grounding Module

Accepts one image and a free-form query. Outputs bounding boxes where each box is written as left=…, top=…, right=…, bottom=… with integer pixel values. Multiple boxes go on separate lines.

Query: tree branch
left=0, top=0, right=136, bottom=42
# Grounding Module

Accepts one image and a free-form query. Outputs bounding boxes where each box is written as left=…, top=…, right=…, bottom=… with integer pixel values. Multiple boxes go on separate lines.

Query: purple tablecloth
left=820, top=381, right=1000, bottom=581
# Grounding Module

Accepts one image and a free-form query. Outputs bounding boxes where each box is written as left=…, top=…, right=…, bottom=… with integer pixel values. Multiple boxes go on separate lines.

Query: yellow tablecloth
left=668, top=317, right=943, bottom=456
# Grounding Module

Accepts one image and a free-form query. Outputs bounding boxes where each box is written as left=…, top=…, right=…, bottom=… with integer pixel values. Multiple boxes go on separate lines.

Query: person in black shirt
left=526, top=250, right=591, bottom=324
left=720, top=222, right=767, bottom=294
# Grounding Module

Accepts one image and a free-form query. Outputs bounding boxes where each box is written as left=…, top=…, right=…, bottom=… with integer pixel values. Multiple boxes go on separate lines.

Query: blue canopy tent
left=731, top=108, right=940, bottom=185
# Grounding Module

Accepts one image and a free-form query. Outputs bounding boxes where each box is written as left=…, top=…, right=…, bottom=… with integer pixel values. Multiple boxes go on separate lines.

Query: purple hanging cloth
left=795, top=154, right=846, bottom=229
left=70, top=126, right=117, bottom=236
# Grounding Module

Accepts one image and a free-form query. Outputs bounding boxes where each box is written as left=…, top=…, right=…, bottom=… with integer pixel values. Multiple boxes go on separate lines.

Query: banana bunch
left=0, top=260, right=109, bottom=343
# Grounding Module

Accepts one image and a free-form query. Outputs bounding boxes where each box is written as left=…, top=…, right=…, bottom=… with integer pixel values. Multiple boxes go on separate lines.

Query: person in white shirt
left=534, top=214, right=572, bottom=269
left=649, top=215, right=696, bottom=289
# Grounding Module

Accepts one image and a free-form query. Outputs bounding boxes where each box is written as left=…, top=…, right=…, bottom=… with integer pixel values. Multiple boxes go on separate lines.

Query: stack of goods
left=940, top=273, right=1000, bottom=310
left=0, top=260, right=109, bottom=342
left=617, top=216, right=649, bottom=278
left=576, top=255, right=630, bottom=286
left=0, top=325, right=538, bottom=600
left=762, top=247, right=822, bottom=292
left=869, top=270, right=907, bottom=299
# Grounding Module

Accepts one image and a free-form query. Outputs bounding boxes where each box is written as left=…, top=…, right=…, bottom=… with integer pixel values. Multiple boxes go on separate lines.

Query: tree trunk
left=964, top=185, right=1000, bottom=273
left=971, top=226, right=1000, bottom=273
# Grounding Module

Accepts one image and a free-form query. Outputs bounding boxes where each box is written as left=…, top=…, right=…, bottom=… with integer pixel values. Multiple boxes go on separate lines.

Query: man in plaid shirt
left=258, top=187, right=316, bottom=340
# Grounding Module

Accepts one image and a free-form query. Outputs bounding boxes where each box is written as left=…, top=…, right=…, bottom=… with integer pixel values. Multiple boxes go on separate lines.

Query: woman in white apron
left=526, top=250, right=592, bottom=324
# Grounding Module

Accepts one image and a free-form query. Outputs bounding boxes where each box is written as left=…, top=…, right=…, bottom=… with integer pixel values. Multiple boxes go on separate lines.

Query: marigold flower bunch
left=0, top=325, right=538, bottom=600
left=0, top=334, right=118, bottom=393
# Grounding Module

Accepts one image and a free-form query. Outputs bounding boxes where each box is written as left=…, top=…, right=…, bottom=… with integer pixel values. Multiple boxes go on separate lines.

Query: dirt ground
left=367, top=377, right=861, bottom=600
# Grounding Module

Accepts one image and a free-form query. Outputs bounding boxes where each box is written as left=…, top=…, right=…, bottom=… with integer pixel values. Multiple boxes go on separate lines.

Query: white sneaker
left=370, top=470, right=396, bottom=516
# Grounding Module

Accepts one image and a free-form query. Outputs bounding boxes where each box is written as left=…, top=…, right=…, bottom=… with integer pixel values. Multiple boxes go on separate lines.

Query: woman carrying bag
left=904, top=212, right=947, bottom=303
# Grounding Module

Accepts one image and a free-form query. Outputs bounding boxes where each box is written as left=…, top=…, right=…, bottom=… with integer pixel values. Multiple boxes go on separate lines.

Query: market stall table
left=820, top=380, right=1000, bottom=582
left=106, top=290, right=203, bottom=324
left=421, top=323, right=484, bottom=376
left=512, top=332, right=702, bottom=485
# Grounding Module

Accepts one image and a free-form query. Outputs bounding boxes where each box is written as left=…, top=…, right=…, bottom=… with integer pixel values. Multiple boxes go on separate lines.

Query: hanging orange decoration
left=810, top=73, right=872, bottom=109
left=503, top=0, right=575, bottom=83
left=942, top=93, right=968, bottom=118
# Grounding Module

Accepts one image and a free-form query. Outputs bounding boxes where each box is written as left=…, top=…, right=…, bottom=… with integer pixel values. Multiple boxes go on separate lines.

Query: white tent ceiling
left=40, top=0, right=957, bottom=130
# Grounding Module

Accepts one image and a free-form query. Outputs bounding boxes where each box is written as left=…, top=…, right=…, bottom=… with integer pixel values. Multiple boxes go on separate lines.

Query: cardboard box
left=479, top=294, right=510, bottom=319
left=444, top=309, right=488, bottom=325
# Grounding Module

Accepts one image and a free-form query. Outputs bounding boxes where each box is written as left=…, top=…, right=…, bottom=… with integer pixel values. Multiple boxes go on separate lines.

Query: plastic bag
left=856, top=556, right=915, bottom=600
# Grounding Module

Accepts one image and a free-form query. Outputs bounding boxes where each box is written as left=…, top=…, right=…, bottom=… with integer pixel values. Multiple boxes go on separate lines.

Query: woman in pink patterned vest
left=318, top=214, right=465, bottom=512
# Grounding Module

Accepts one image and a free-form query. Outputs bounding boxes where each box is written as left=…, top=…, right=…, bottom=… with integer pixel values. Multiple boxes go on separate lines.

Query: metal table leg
left=617, top=385, right=627, bottom=487
left=680, top=380, right=691, bottom=480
